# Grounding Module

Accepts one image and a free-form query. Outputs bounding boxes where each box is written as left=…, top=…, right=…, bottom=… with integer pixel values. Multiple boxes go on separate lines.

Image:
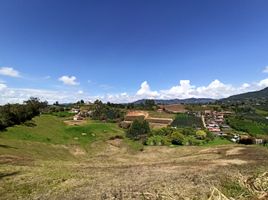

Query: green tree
left=91, top=100, right=106, bottom=120
left=0, top=97, right=47, bottom=130
left=126, top=119, right=150, bottom=140
left=144, top=100, right=156, bottom=110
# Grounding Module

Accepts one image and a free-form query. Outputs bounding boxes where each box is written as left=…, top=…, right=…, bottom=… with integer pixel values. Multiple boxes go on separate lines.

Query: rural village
left=68, top=102, right=265, bottom=145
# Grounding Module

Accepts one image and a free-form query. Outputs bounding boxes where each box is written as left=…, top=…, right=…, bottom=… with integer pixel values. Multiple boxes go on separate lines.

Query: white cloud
left=136, top=81, right=159, bottom=98
left=263, top=66, right=268, bottom=73
left=58, top=75, right=79, bottom=86
left=240, top=83, right=250, bottom=89
left=1, top=77, right=268, bottom=105
left=99, top=84, right=113, bottom=90
left=135, top=78, right=268, bottom=100
left=0, top=67, right=20, bottom=77
left=0, top=86, right=86, bottom=105
left=0, top=83, right=7, bottom=90
left=258, top=78, right=268, bottom=87
left=194, top=79, right=236, bottom=99
left=99, top=78, right=268, bottom=103
left=160, top=80, right=195, bottom=99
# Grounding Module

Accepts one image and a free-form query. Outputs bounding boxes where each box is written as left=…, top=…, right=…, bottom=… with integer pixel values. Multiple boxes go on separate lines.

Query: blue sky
left=1, top=0, right=268, bottom=104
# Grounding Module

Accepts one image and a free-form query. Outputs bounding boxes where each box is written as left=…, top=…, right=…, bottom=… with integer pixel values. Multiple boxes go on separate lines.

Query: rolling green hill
left=222, top=87, right=268, bottom=102
left=0, top=115, right=124, bottom=145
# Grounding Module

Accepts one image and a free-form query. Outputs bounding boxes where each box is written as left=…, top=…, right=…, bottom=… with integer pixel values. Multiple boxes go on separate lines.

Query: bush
left=170, top=131, right=185, bottom=145
left=146, top=135, right=170, bottom=146
left=182, top=128, right=196, bottom=136
left=149, top=127, right=174, bottom=137
left=206, top=131, right=215, bottom=141
left=196, top=130, right=207, bottom=140
left=185, top=136, right=204, bottom=146
left=263, top=138, right=268, bottom=146
left=126, top=119, right=150, bottom=140
left=239, top=137, right=255, bottom=145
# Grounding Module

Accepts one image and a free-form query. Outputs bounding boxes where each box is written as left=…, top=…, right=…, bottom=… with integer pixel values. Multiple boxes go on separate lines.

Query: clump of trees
left=126, top=121, right=214, bottom=146
left=0, top=97, right=47, bottom=130
left=91, top=100, right=124, bottom=122
left=126, top=119, right=150, bottom=140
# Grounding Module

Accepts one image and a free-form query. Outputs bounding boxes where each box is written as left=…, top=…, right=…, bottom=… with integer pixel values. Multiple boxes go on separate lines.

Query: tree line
left=0, top=97, right=48, bottom=130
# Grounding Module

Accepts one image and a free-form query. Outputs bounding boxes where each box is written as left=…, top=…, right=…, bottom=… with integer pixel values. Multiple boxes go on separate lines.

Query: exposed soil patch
left=159, top=104, right=187, bottom=113
left=107, top=138, right=122, bottom=147
left=0, top=155, right=33, bottom=165
left=69, top=146, right=86, bottom=156
left=64, top=120, right=87, bottom=126
left=226, top=147, right=246, bottom=156
left=212, top=159, right=248, bottom=166
left=124, top=110, right=173, bottom=128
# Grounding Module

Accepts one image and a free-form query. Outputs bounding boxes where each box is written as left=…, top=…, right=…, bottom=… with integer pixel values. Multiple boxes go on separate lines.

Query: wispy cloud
left=58, top=75, right=79, bottom=86
left=0, top=83, right=7, bottom=91
left=77, top=90, right=84, bottom=94
left=99, top=84, right=114, bottom=90
left=44, top=75, right=51, bottom=80
left=0, top=67, right=20, bottom=77
left=263, top=66, right=268, bottom=73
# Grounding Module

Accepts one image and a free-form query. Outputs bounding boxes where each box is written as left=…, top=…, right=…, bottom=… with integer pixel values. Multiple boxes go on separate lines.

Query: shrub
left=196, top=130, right=207, bottom=140
left=185, top=136, right=204, bottom=146
left=146, top=135, right=170, bottom=146
left=239, top=137, right=254, bottom=145
left=206, top=131, right=215, bottom=141
left=182, top=127, right=196, bottom=136
left=149, top=127, right=174, bottom=137
left=263, top=138, right=268, bottom=146
left=170, top=131, right=185, bottom=145
left=126, top=119, right=150, bottom=140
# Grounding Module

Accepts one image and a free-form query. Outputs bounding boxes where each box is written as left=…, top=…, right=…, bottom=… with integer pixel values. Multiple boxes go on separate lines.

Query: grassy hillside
left=0, top=115, right=124, bottom=145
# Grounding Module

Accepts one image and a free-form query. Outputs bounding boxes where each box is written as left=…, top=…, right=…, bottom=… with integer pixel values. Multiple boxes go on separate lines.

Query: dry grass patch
left=1, top=144, right=268, bottom=199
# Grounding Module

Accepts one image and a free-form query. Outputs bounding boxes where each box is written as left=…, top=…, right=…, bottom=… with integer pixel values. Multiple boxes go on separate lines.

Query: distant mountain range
left=133, top=87, right=268, bottom=105
left=221, top=87, right=268, bottom=102
left=133, top=98, right=216, bottom=105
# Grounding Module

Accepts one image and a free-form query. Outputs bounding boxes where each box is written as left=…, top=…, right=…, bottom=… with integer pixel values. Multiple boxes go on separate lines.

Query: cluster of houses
left=203, top=110, right=232, bottom=135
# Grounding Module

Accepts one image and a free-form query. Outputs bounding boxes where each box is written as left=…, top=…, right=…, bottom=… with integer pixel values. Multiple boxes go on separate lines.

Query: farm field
left=171, top=113, right=203, bottom=128
left=124, top=110, right=174, bottom=128
left=159, top=104, right=187, bottom=113
left=0, top=115, right=268, bottom=199
left=147, top=111, right=176, bottom=119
